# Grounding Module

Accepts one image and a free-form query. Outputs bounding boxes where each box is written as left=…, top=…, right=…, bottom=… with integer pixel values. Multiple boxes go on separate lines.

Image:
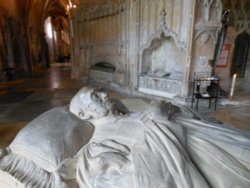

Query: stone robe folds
left=0, top=107, right=94, bottom=188
left=76, top=105, right=250, bottom=188
left=0, top=102, right=249, bottom=188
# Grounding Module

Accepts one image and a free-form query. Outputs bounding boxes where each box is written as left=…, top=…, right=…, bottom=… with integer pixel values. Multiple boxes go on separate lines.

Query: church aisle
left=0, top=65, right=84, bottom=147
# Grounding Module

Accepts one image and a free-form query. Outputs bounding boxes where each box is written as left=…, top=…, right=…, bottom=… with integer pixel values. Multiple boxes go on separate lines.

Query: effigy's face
left=69, top=86, right=114, bottom=120
left=84, top=88, right=112, bottom=119
left=90, top=88, right=109, bottom=105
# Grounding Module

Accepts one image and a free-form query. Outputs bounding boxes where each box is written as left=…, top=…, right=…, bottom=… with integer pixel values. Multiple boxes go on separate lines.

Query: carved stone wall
left=137, top=0, right=189, bottom=98
left=192, top=0, right=222, bottom=75
left=72, top=0, right=234, bottom=101
left=71, top=0, right=127, bottom=86
left=190, top=0, right=250, bottom=94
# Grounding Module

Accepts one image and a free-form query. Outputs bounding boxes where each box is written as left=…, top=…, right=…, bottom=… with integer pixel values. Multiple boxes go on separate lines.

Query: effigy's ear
left=78, top=110, right=92, bottom=120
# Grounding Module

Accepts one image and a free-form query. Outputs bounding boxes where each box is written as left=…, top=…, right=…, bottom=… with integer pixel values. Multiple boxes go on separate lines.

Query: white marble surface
left=0, top=86, right=250, bottom=188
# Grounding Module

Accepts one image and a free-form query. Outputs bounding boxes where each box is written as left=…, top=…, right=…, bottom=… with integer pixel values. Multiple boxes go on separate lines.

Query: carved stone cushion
left=9, top=106, right=94, bottom=172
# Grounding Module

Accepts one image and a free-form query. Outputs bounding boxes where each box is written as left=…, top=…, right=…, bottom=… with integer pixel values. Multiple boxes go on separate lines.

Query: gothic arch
left=140, top=24, right=186, bottom=56
left=231, top=31, right=250, bottom=77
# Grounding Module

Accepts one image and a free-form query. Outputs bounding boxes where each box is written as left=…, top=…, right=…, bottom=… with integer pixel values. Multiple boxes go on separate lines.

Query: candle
left=229, top=74, right=237, bottom=98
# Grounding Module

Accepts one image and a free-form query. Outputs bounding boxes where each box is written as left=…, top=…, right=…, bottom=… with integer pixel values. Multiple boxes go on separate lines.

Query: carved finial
left=160, top=9, right=167, bottom=25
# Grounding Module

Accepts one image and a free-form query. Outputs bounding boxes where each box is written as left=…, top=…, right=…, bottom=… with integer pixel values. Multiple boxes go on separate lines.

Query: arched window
left=231, top=31, right=250, bottom=77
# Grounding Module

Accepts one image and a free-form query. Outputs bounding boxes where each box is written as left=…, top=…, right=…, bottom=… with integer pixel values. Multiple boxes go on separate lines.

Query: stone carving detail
left=140, top=9, right=186, bottom=53
left=194, top=29, right=217, bottom=44
left=139, top=75, right=182, bottom=97
left=82, top=0, right=125, bottom=21
left=197, top=0, right=222, bottom=22
left=1, top=86, right=250, bottom=187
left=236, top=21, right=250, bottom=33
left=226, top=0, right=250, bottom=22
left=195, top=0, right=222, bottom=44
left=138, top=6, right=185, bottom=98
left=140, top=24, right=186, bottom=54
left=222, top=0, right=250, bottom=33
left=148, top=0, right=164, bottom=6
left=160, top=8, right=167, bottom=26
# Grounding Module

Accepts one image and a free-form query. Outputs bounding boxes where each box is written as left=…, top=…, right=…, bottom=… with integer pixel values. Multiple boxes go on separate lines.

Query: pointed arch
left=231, top=31, right=250, bottom=77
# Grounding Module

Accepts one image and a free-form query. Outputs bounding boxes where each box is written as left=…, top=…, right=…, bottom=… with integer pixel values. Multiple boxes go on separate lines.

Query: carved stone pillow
left=9, top=107, right=94, bottom=172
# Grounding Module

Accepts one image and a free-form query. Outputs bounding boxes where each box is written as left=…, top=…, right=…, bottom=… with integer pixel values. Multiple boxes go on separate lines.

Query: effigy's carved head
left=69, top=86, right=115, bottom=120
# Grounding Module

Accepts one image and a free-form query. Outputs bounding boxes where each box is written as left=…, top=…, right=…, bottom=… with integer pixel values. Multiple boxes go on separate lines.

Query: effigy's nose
left=100, top=92, right=109, bottom=102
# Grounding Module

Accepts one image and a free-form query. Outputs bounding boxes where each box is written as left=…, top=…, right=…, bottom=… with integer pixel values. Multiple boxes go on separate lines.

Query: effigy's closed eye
left=91, top=92, right=99, bottom=101
left=91, top=89, right=109, bottom=103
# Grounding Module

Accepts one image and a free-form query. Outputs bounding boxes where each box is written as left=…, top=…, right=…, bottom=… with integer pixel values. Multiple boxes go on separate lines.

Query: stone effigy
left=0, top=86, right=250, bottom=188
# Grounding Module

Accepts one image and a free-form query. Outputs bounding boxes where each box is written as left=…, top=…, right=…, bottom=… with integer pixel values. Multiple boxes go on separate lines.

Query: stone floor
left=0, top=63, right=250, bottom=148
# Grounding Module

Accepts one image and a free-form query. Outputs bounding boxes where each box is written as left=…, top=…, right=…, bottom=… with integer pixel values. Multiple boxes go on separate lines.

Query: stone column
left=70, top=8, right=80, bottom=79
left=181, top=0, right=196, bottom=99
left=127, top=0, right=140, bottom=90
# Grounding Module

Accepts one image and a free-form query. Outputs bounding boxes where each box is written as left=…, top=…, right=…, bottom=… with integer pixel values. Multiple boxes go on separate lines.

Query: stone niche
left=90, top=62, right=115, bottom=83
left=139, top=34, right=185, bottom=98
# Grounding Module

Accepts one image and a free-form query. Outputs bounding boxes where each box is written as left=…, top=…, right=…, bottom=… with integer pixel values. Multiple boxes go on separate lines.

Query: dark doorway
left=231, top=31, right=250, bottom=77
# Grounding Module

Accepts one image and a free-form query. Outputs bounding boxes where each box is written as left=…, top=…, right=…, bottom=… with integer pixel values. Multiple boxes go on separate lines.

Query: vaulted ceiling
left=3, top=0, right=248, bottom=27
left=222, top=0, right=250, bottom=21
